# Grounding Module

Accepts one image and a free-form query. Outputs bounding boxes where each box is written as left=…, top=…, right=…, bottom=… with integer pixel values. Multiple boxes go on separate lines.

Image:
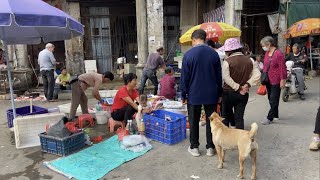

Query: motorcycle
left=282, top=60, right=305, bottom=102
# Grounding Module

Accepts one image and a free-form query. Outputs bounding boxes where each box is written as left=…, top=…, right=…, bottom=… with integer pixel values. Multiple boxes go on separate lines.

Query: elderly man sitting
left=286, top=43, right=307, bottom=100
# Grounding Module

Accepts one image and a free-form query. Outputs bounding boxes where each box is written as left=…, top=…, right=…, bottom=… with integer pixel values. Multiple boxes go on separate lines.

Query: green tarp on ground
left=279, top=1, right=320, bottom=26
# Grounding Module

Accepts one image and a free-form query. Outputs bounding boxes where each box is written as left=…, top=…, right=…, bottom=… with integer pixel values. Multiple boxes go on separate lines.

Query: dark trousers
left=139, top=69, right=158, bottom=95
left=222, top=91, right=249, bottom=129
left=111, top=105, right=137, bottom=124
left=266, top=84, right=281, bottom=121
left=188, top=104, right=216, bottom=149
left=41, top=70, right=55, bottom=101
left=314, top=107, right=320, bottom=134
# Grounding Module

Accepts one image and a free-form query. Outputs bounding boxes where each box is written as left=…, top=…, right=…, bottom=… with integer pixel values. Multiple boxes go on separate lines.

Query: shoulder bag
left=261, top=49, right=277, bottom=85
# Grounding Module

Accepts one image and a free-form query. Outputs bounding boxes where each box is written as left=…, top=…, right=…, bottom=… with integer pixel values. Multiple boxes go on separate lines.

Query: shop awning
left=279, top=1, right=320, bottom=27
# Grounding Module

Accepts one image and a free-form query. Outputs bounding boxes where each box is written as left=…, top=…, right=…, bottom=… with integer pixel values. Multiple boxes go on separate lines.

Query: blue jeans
left=139, top=69, right=158, bottom=95
left=41, top=70, right=55, bottom=101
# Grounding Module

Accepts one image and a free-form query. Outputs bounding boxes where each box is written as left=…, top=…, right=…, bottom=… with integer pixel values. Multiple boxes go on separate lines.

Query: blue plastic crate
left=143, top=110, right=187, bottom=145
left=39, top=131, right=85, bottom=156
left=6, top=105, right=48, bottom=128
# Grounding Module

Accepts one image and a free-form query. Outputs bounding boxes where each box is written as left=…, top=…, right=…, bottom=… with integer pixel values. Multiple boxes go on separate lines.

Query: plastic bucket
left=95, top=111, right=111, bottom=124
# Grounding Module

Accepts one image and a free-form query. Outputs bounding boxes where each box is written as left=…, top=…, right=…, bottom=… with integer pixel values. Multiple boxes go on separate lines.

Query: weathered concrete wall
left=147, top=0, right=164, bottom=54
left=64, top=2, right=85, bottom=75
left=136, top=0, right=164, bottom=86
left=6, top=45, right=32, bottom=90
left=180, top=0, right=198, bottom=53
left=278, top=0, right=288, bottom=52
left=225, top=0, right=241, bottom=29
left=7, top=45, right=29, bottom=69
left=136, top=0, right=149, bottom=82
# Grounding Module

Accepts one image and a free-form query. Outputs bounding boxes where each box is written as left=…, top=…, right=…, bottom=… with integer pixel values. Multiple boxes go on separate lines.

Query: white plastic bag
left=120, top=135, right=152, bottom=153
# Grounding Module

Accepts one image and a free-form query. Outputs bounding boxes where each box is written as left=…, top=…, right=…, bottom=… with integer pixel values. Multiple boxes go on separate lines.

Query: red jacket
left=160, top=74, right=176, bottom=99
left=263, top=50, right=287, bottom=85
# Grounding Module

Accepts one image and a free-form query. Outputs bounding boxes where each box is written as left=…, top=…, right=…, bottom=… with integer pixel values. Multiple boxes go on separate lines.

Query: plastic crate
left=7, top=106, right=48, bottom=128
left=39, top=131, right=85, bottom=156
left=143, top=110, right=187, bottom=145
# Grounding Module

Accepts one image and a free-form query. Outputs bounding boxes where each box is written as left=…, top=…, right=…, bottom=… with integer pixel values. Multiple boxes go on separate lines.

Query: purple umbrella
left=0, top=0, right=84, bottom=119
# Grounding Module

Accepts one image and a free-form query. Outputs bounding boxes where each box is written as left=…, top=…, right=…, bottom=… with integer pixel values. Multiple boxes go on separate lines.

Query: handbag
left=261, top=49, right=277, bottom=85
left=256, top=85, right=267, bottom=95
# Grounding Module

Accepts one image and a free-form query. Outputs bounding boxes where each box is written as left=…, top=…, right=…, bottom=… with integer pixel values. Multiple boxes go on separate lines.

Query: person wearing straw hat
left=219, top=38, right=261, bottom=129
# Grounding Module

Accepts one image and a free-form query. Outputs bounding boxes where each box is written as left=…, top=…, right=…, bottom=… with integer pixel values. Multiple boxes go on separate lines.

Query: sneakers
left=206, top=148, right=215, bottom=156
left=230, top=126, right=236, bottom=129
left=188, top=146, right=216, bottom=157
left=188, top=146, right=200, bottom=157
left=274, top=117, right=280, bottom=121
left=199, top=120, right=206, bottom=126
left=261, top=118, right=272, bottom=125
left=309, top=137, right=320, bottom=151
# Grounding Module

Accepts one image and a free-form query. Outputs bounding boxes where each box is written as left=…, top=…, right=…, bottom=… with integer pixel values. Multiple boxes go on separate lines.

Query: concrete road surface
left=0, top=77, right=319, bottom=180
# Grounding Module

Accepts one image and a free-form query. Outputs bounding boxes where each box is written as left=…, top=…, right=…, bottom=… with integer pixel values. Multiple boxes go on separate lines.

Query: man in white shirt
left=38, top=43, right=58, bottom=102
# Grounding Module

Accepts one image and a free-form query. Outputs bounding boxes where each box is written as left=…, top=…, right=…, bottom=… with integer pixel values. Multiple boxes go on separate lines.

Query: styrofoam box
left=58, top=103, right=96, bottom=118
left=13, top=113, right=64, bottom=149
left=164, top=105, right=188, bottom=116
left=178, top=61, right=182, bottom=69
left=84, top=60, right=97, bottom=69
left=85, top=68, right=97, bottom=73
left=58, top=103, right=81, bottom=114
left=99, top=90, right=118, bottom=98
left=174, top=56, right=183, bottom=62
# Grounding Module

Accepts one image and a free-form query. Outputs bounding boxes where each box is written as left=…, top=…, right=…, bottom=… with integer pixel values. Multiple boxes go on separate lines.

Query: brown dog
left=209, top=112, right=258, bottom=180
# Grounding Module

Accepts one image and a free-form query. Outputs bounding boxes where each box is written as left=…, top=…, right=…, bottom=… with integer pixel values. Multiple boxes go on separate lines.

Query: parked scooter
left=282, top=60, right=306, bottom=102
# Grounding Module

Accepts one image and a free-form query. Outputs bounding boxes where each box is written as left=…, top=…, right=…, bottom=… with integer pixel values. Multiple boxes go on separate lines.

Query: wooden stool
left=108, top=117, right=125, bottom=132
left=78, top=114, right=94, bottom=128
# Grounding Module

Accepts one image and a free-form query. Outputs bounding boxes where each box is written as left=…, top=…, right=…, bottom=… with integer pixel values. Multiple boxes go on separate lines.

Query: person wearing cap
left=69, top=71, right=114, bottom=120
left=38, top=43, right=59, bottom=102
left=219, top=38, right=261, bottom=129
left=139, top=46, right=166, bottom=95
left=180, top=29, right=222, bottom=157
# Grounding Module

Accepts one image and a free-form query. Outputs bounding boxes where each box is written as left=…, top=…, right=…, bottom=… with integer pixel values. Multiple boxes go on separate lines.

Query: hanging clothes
left=203, top=5, right=225, bottom=23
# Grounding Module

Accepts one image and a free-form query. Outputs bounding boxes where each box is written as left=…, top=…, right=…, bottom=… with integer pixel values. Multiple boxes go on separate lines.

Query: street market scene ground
left=1, top=0, right=320, bottom=180
left=0, top=77, right=319, bottom=180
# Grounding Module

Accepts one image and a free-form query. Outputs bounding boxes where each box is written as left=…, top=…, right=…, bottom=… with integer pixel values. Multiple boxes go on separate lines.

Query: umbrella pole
left=309, top=39, right=313, bottom=70
left=3, top=42, right=17, bottom=119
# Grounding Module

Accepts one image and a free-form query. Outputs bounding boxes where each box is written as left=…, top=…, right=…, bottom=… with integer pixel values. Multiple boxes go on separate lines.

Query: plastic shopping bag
left=256, top=85, right=267, bottom=96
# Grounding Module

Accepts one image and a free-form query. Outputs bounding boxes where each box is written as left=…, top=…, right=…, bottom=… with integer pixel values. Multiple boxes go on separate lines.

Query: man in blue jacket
left=180, top=29, right=223, bottom=157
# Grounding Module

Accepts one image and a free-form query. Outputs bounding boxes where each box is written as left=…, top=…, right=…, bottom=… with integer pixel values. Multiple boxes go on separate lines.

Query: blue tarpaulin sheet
left=45, top=136, right=152, bottom=180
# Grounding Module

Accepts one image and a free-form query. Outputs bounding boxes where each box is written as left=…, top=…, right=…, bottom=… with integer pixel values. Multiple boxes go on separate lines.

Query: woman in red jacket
left=159, top=67, right=176, bottom=99
left=260, top=36, right=287, bottom=125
